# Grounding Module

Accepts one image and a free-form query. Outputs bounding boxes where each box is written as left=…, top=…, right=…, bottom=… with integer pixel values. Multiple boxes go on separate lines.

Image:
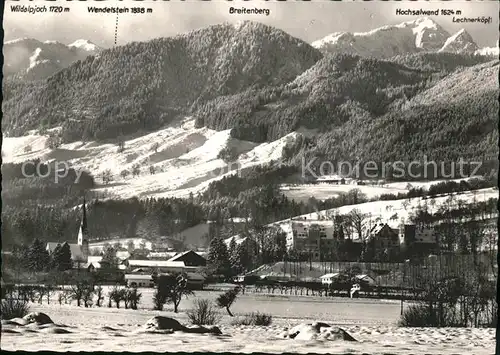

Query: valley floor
left=1, top=291, right=495, bottom=354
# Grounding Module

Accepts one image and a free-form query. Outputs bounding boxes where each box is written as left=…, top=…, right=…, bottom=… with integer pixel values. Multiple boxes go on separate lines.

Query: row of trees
left=401, top=258, right=496, bottom=328
left=206, top=225, right=288, bottom=279
left=6, top=239, right=121, bottom=277
left=5, top=283, right=142, bottom=310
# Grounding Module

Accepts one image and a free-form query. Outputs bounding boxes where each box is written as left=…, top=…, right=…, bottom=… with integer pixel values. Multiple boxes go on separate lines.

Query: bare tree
left=95, top=286, right=104, bottom=307
left=216, top=286, right=240, bottom=316
left=346, top=209, right=370, bottom=241
left=70, top=282, right=93, bottom=307
left=153, top=274, right=194, bottom=313
left=346, top=209, right=371, bottom=260
left=132, top=164, right=141, bottom=177
left=117, top=136, right=125, bottom=153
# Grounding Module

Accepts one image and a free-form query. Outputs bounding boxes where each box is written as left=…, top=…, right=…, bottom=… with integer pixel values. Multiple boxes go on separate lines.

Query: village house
left=315, top=174, right=350, bottom=185
left=365, top=223, right=400, bottom=261
left=320, top=273, right=340, bottom=285
left=124, top=250, right=206, bottom=273
left=88, top=238, right=154, bottom=253
left=123, top=250, right=207, bottom=289
left=400, top=224, right=438, bottom=257
left=320, top=272, right=376, bottom=287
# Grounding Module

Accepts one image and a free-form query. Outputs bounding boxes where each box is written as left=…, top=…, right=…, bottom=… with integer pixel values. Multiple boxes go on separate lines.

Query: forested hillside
left=196, top=54, right=499, bottom=164
left=4, top=21, right=498, bottom=168
left=2, top=21, right=321, bottom=141
left=390, top=52, right=494, bottom=72
left=194, top=53, right=433, bottom=142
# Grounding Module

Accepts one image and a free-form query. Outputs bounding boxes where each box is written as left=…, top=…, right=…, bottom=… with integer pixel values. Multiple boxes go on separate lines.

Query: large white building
left=275, top=219, right=337, bottom=250
left=88, top=238, right=154, bottom=253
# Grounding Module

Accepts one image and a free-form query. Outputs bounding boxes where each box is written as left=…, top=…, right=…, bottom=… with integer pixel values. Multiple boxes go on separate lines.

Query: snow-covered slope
left=312, top=18, right=455, bottom=58
left=2, top=118, right=299, bottom=200
left=269, top=187, right=498, bottom=231
left=439, top=29, right=479, bottom=53
left=3, top=38, right=102, bottom=79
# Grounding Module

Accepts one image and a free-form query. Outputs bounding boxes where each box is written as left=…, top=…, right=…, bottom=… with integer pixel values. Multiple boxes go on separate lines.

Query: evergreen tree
left=12, top=244, right=30, bottom=271
left=52, top=242, right=73, bottom=271
left=234, top=241, right=250, bottom=274
left=273, top=231, right=287, bottom=262
left=28, top=239, right=50, bottom=272
left=50, top=243, right=62, bottom=270
left=228, top=238, right=237, bottom=271
left=101, top=246, right=118, bottom=269
left=207, top=235, right=230, bottom=277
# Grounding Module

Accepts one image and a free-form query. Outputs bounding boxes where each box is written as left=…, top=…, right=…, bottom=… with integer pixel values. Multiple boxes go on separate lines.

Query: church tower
left=77, top=196, right=90, bottom=261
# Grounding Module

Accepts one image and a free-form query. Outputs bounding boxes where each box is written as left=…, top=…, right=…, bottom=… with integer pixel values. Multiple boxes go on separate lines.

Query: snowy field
left=280, top=177, right=488, bottom=202
left=1, top=291, right=495, bottom=354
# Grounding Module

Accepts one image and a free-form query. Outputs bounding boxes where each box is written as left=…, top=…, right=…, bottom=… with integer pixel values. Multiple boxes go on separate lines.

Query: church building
left=46, top=197, right=90, bottom=268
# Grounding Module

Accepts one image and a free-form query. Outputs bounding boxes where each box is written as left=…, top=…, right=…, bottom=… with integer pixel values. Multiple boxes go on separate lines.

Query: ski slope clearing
left=2, top=118, right=298, bottom=200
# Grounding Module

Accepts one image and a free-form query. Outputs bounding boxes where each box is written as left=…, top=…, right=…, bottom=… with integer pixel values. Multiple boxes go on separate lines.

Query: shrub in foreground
left=216, top=286, right=240, bottom=316
left=152, top=289, right=167, bottom=311
left=399, top=304, right=436, bottom=327
left=230, top=312, right=273, bottom=326
left=187, top=298, right=221, bottom=325
left=398, top=304, right=460, bottom=327
left=0, top=298, right=30, bottom=320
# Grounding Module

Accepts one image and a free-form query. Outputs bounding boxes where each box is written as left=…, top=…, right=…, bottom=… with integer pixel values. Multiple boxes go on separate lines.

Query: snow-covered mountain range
left=3, top=38, right=102, bottom=80
left=312, top=17, right=495, bottom=58
left=2, top=19, right=498, bottom=202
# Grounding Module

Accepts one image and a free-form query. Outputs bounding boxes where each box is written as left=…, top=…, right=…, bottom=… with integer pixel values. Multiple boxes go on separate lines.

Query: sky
left=3, top=0, right=499, bottom=48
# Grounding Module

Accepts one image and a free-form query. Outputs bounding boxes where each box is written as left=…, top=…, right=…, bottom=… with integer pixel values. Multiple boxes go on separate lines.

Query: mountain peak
left=68, top=39, right=101, bottom=52
left=312, top=17, right=450, bottom=58
left=407, top=18, right=448, bottom=50
left=439, top=28, right=478, bottom=53
left=412, top=17, right=439, bottom=27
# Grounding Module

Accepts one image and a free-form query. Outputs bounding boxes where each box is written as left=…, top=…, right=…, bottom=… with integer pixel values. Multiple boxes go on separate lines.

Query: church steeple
left=77, top=196, right=88, bottom=245
left=77, top=195, right=90, bottom=262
